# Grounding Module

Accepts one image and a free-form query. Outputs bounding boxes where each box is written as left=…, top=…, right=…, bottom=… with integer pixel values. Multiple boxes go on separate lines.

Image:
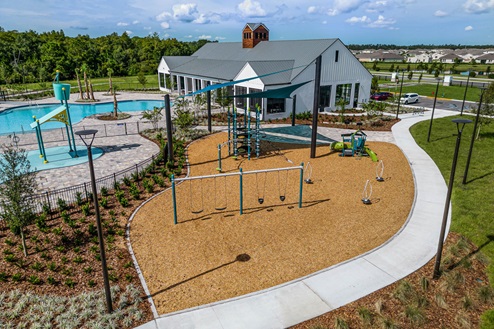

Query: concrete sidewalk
left=135, top=110, right=457, bottom=329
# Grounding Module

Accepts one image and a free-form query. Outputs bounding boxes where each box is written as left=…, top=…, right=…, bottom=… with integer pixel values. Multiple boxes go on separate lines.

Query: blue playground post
left=36, top=120, right=48, bottom=163
left=255, top=105, right=260, bottom=158
left=239, top=168, right=243, bottom=215
left=247, top=110, right=251, bottom=161
left=33, top=116, right=43, bottom=157
left=233, top=107, right=238, bottom=158
left=171, top=174, right=178, bottom=225
left=227, top=107, right=231, bottom=155
left=62, top=86, right=78, bottom=157
left=299, top=162, right=304, bottom=208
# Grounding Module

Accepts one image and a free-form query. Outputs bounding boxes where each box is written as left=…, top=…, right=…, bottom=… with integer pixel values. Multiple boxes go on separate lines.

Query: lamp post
left=74, top=129, right=113, bottom=313
left=462, top=88, right=486, bottom=184
left=460, top=72, right=470, bottom=116
left=395, top=70, right=405, bottom=119
left=433, top=118, right=472, bottom=279
left=427, top=77, right=442, bottom=142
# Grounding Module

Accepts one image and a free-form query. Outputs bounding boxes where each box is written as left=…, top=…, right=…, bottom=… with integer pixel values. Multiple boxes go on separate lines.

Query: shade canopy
left=228, top=81, right=311, bottom=99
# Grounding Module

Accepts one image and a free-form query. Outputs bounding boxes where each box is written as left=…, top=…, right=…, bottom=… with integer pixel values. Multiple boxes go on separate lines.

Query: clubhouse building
left=158, top=23, right=372, bottom=120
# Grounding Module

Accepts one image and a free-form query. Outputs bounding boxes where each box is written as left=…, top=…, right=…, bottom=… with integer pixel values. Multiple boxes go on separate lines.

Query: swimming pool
left=0, top=100, right=165, bottom=135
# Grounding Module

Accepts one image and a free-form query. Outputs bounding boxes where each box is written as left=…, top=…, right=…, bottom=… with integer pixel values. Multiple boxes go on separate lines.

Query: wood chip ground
left=130, top=132, right=414, bottom=314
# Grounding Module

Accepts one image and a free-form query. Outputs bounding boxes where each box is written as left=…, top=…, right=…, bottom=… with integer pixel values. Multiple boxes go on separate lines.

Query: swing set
left=171, top=163, right=304, bottom=224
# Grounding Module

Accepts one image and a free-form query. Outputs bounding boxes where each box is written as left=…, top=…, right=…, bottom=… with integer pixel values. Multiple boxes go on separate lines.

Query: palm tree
left=107, top=68, right=114, bottom=95
left=81, top=64, right=90, bottom=100
left=75, top=68, right=84, bottom=100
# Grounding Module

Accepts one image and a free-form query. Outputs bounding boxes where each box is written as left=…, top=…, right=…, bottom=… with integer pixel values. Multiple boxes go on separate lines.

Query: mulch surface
left=130, top=132, right=414, bottom=315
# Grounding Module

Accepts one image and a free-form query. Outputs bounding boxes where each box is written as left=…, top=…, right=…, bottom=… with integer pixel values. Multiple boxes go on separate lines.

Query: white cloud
left=330, top=0, right=365, bottom=15
left=367, top=15, right=397, bottom=29
left=307, top=6, right=318, bottom=14
left=193, top=13, right=221, bottom=24
left=238, top=0, right=266, bottom=17
left=163, top=33, right=170, bottom=38
left=465, top=25, right=474, bottom=30
left=434, top=10, right=448, bottom=17
left=215, top=36, right=226, bottom=40
left=117, top=22, right=128, bottom=26
left=173, top=3, right=198, bottom=22
left=144, top=26, right=152, bottom=30
left=327, top=9, right=338, bottom=16
left=346, top=16, right=371, bottom=23
left=125, top=30, right=133, bottom=35
left=132, top=20, right=140, bottom=24
left=160, top=22, right=170, bottom=29
left=322, top=20, right=328, bottom=24
left=463, top=0, right=494, bottom=13
left=184, top=35, right=193, bottom=38
left=156, top=11, right=172, bottom=21
left=197, top=34, right=211, bottom=39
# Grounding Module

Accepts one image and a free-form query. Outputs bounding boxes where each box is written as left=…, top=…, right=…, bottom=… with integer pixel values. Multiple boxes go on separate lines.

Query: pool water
left=0, top=100, right=165, bottom=135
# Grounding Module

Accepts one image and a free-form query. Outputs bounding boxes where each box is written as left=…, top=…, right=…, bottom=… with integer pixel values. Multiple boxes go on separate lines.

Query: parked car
left=400, top=93, right=419, bottom=104
left=370, top=92, right=393, bottom=101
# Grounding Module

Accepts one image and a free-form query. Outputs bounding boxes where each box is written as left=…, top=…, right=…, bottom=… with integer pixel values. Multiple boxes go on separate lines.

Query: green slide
left=364, top=147, right=378, bottom=162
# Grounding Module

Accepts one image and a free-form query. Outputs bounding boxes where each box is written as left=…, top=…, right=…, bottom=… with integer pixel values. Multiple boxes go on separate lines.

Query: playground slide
left=363, top=147, right=378, bottom=162
left=330, top=141, right=378, bottom=162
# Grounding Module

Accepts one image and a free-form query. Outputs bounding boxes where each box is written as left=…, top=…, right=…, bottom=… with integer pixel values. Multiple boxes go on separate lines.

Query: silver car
left=400, top=93, right=419, bottom=104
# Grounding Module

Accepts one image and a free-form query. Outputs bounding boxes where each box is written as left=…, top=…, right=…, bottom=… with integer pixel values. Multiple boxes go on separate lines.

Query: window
left=267, top=98, right=285, bottom=114
left=335, top=83, right=351, bottom=105
left=249, top=88, right=262, bottom=110
left=255, top=32, right=259, bottom=39
left=320, top=85, right=331, bottom=108
left=235, top=86, right=247, bottom=109
left=353, top=83, right=360, bottom=107
left=335, top=50, right=339, bottom=62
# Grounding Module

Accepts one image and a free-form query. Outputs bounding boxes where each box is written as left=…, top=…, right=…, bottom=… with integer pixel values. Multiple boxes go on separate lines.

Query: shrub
left=88, top=279, right=96, bottom=287
left=123, top=176, right=131, bottom=186
left=31, top=262, right=43, bottom=272
left=36, top=213, right=47, bottom=229
left=61, top=210, right=70, bottom=223
left=65, top=279, right=76, bottom=288
left=12, top=273, right=22, bottom=282
left=99, top=196, right=109, bottom=209
left=131, top=171, right=139, bottom=182
left=28, top=275, right=41, bottom=285
left=129, top=183, right=140, bottom=200
left=84, top=266, right=93, bottom=274
left=42, top=203, right=51, bottom=215
left=4, top=254, right=16, bottom=263
left=48, top=262, right=58, bottom=272
left=0, top=272, right=7, bottom=282
left=81, top=202, right=91, bottom=216
left=73, top=256, right=84, bottom=264
left=100, top=186, right=108, bottom=197
left=75, top=191, right=84, bottom=206
left=88, top=223, right=97, bottom=237
left=57, top=198, right=68, bottom=211
left=47, top=276, right=56, bottom=285
left=143, top=179, right=154, bottom=193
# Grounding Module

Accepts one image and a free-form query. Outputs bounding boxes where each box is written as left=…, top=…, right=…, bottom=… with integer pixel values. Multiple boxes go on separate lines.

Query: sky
left=1, top=0, right=493, bottom=45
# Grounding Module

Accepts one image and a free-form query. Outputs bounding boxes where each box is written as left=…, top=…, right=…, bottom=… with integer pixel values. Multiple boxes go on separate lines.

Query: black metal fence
left=30, top=145, right=167, bottom=217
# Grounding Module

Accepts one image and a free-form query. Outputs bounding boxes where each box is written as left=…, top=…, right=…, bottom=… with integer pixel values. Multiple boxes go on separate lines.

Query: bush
left=129, top=183, right=140, bottom=200
left=100, top=186, right=108, bottom=197
left=99, top=196, right=109, bottom=209
left=81, top=203, right=91, bottom=216
left=57, top=198, right=68, bottom=211
left=75, top=192, right=83, bottom=206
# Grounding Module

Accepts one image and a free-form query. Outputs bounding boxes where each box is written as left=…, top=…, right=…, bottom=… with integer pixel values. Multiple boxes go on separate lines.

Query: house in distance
left=158, top=23, right=372, bottom=120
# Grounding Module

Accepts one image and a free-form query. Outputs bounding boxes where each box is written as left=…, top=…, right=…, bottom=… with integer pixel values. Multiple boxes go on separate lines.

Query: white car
left=400, top=93, right=419, bottom=104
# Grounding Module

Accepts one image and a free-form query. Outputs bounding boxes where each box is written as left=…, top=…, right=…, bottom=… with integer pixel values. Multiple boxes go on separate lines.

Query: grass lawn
left=3, top=75, right=158, bottom=93
left=378, top=80, right=486, bottom=102
left=410, top=115, right=494, bottom=282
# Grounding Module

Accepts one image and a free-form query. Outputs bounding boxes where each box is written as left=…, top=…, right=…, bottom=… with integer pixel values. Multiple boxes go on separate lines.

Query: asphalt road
left=413, top=96, right=478, bottom=113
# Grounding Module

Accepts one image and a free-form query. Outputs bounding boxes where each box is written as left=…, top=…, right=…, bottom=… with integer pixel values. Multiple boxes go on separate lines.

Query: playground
left=130, top=131, right=414, bottom=315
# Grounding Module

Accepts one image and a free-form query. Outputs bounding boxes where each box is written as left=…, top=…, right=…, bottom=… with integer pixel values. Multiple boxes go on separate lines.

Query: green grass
left=379, top=83, right=485, bottom=103
left=2, top=74, right=158, bottom=93
left=410, top=116, right=494, bottom=284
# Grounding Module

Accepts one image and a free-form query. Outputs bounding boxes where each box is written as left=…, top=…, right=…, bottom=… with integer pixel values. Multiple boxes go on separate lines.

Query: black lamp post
left=427, top=77, right=442, bottom=142
left=460, top=72, right=471, bottom=116
left=433, top=118, right=472, bottom=279
left=462, top=88, right=486, bottom=184
left=395, top=70, right=405, bottom=119
left=74, top=129, right=113, bottom=313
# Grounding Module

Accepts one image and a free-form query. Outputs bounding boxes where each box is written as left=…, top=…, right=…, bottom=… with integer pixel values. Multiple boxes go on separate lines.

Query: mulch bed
left=130, top=132, right=414, bottom=314
left=291, top=232, right=494, bottom=329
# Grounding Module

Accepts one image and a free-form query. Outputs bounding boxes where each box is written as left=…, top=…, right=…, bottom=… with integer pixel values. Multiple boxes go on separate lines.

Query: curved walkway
left=135, top=110, right=456, bottom=329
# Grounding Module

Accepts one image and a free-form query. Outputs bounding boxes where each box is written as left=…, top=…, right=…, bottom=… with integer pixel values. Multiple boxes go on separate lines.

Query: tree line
left=0, top=27, right=211, bottom=85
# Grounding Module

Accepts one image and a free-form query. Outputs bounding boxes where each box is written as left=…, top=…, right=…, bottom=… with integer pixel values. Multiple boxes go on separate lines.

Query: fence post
left=105, top=124, right=107, bottom=137
left=125, top=123, right=128, bottom=135
left=113, top=173, right=117, bottom=188
left=135, top=164, right=139, bottom=184
left=45, top=191, right=52, bottom=219
left=84, top=182, right=88, bottom=201
left=137, top=121, right=140, bottom=133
